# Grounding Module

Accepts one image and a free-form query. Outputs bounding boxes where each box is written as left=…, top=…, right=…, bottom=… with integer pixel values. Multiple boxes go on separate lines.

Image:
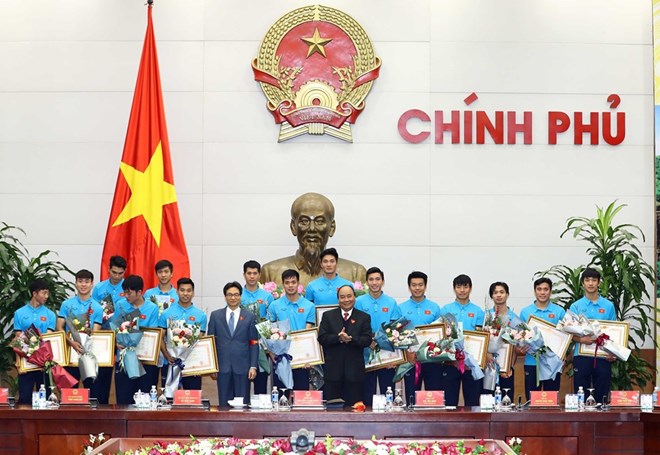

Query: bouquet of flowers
left=261, top=281, right=304, bottom=299
left=556, top=310, right=600, bottom=337
left=164, top=319, right=202, bottom=397
left=483, top=309, right=509, bottom=354
left=65, top=307, right=98, bottom=382
left=10, top=324, right=77, bottom=390
left=502, top=322, right=563, bottom=385
left=241, top=300, right=272, bottom=375
left=374, top=317, right=418, bottom=352
left=256, top=319, right=292, bottom=388
left=110, top=309, right=145, bottom=379
left=444, top=314, right=484, bottom=381
left=149, top=295, right=171, bottom=316
left=99, top=294, right=115, bottom=322
left=353, top=281, right=367, bottom=297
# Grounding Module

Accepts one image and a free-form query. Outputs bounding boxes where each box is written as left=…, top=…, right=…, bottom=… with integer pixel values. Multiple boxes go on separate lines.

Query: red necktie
left=343, top=312, right=349, bottom=321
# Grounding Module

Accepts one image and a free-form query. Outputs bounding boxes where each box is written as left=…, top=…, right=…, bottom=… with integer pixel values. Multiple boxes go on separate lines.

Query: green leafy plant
left=0, top=223, right=74, bottom=396
left=537, top=201, right=656, bottom=390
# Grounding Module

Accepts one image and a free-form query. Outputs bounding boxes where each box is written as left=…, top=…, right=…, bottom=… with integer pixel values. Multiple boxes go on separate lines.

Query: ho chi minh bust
left=261, top=193, right=366, bottom=287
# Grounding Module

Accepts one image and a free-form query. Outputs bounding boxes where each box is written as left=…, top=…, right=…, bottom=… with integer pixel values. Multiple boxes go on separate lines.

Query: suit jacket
left=317, top=307, right=372, bottom=382
left=207, top=307, right=258, bottom=375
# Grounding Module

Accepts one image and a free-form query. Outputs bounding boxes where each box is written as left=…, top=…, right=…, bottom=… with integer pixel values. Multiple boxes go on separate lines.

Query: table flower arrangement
left=353, top=280, right=367, bottom=297
left=83, top=435, right=524, bottom=455
left=261, top=281, right=304, bottom=299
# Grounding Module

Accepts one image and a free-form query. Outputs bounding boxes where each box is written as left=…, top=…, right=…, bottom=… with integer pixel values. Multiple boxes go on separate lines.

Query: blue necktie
left=229, top=311, right=235, bottom=336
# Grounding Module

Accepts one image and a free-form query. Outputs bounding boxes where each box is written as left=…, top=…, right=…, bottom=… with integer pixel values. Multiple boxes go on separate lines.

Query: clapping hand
left=338, top=327, right=352, bottom=344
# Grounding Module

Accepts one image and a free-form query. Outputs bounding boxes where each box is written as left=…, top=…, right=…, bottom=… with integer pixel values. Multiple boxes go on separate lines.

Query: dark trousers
left=483, top=368, right=515, bottom=403
left=524, top=364, right=561, bottom=401
left=437, top=364, right=482, bottom=407
left=18, top=370, right=50, bottom=404
left=162, top=364, right=202, bottom=392
left=114, top=364, right=159, bottom=405
left=325, top=380, right=363, bottom=407
left=363, top=368, right=395, bottom=405
left=90, top=366, right=113, bottom=404
left=252, top=369, right=269, bottom=395
left=403, top=363, right=441, bottom=405
left=217, top=372, right=250, bottom=406
left=573, top=355, right=612, bottom=405
left=274, top=368, right=310, bottom=392
left=64, top=366, right=93, bottom=390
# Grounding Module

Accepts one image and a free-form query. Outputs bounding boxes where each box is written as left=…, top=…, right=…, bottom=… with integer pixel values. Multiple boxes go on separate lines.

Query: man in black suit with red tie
left=318, top=284, right=372, bottom=407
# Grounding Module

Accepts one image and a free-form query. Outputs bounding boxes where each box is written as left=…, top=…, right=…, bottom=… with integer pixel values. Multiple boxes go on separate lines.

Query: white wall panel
left=431, top=0, right=650, bottom=45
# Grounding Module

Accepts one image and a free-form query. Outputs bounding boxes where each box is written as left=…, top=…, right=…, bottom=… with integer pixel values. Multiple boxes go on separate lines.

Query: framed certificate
left=494, top=342, right=513, bottom=375
left=578, top=320, right=629, bottom=358
left=411, top=323, right=445, bottom=350
left=527, top=315, right=572, bottom=360
left=19, top=331, right=68, bottom=373
left=68, top=330, right=116, bottom=367
left=365, top=348, right=405, bottom=372
left=462, top=330, right=489, bottom=369
left=182, top=336, right=219, bottom=377
left=315, top=305, right=338, bottom=326
left=135, top=328, right=163, bottom=365
left=289, top=328, right=324, bottom=369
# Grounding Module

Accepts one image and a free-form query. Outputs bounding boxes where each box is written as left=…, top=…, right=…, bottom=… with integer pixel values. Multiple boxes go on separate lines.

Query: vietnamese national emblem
left=252, top=4, right=381, bottom=142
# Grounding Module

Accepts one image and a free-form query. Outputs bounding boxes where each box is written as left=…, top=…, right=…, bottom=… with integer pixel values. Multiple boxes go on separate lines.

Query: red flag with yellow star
left=100, top=5, right=189, bottom=289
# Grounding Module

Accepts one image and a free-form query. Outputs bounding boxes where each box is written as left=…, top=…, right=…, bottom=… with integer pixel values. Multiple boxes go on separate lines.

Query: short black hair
left=223, top=281, right=242, bottom=296
left=243, top=260, right=261, bottom=273
left=109, top=255, right=127, bottom=269
left=407, top=271, right=428, bottom=286
left=320, top=247, right=338, bottom=261
left=581, top=267, right=601, bottom=281
left=122, top=275, right=144, bottom=292
left=177, top=277, right=194, bottom=290
left=366, top=267, right=384, bottom=280
left=155, top=259, right=173, bottom=273
left=489, top=281, right=509, bottom=297
left=336, top=284, right=355, bottom=298
left=282, top=269, right=299, bottom=282
left=75, top=269, right=94, bottom=281
left=533, top=277, right=552, bottom=289
left=29, top=278, right=49, bottom=295
left=453, top=274, right=472, bottom=288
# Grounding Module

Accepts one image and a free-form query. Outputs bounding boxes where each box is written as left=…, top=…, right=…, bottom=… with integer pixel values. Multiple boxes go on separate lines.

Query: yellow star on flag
left=301, top=28, right=333, bottom=58
left=112, top=141, right=177, bottom=247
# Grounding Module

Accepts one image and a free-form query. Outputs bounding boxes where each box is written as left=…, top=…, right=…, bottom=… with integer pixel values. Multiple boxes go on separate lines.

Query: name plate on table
left=61, top=388, right=89, bottom=405
left=610, top=390, right=639, bottom=407
left=530, top=391, right=558, bottom=407
left=293, top=390, right=323, bottom=407
left=415, top=391, right=445, bottom=407
left=0, top=388, right=8, bottom=404
left=174, top=389, right=202, bottom=406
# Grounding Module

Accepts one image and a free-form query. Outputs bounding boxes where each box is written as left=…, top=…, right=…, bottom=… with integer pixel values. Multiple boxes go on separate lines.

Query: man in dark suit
left=208, top=282, right=258, bottom=406
left=318, top=284, right=372, bottom=406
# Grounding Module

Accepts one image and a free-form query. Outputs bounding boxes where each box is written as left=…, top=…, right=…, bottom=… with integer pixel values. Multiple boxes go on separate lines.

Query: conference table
left=0, top=405, right=653, bottom=455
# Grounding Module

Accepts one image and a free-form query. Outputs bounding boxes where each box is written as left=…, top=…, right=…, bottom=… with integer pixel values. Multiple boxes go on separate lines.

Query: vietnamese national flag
left=100, top=5, right=189, bottom=289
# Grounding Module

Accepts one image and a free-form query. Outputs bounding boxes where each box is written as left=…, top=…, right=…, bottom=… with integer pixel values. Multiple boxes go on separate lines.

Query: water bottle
left=385, top=386, right=393, bottom=411
left=653, top=386, right=659, bottom=408
left=393, top=389, right=404, bottom=408
left=38, top=384, right=46, bottom=409
left=577, top=386, right=584, bottom=410
left=149, top=385, right=158, bottom=409
left=494, top=386, right=502, bottom=410
left=271, top=386, right=279, bottom=411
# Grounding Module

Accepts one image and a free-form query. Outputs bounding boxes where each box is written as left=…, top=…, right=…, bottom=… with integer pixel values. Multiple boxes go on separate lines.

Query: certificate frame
left=365, top=348, right=406, bottom=372
left=462, top=330, right=489, bottom=369
left=68, top=330, right=116, bottom=367
left=494, top=342, right=514, bottom=375
left=135, top=328, right=163, bottom=365
left=527, top=315, right=572, bottom=360
left=19, top=331, right=68, bottom=373
left=315, top=305, right=338, bottom=326
left=413, top=323, right=446, bottom=348
left=182, top=336, right=219, bottom=377
left=288, top=328, right=324, bottom=369
left=578, top=320, right=629, bottom=358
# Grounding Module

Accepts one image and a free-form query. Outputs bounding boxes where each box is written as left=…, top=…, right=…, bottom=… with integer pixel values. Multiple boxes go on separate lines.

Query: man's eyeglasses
left=225, top=293, right=241, bottom=298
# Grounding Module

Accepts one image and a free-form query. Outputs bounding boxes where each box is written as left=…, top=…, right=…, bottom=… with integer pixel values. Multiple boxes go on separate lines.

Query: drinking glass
left=278, top=388, right=290, bottom=409
left=501, top=388, right=512, bottom=409
left=47, top=386, right=59, bottom=408
left=585, top=388, right=597, bottom=410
